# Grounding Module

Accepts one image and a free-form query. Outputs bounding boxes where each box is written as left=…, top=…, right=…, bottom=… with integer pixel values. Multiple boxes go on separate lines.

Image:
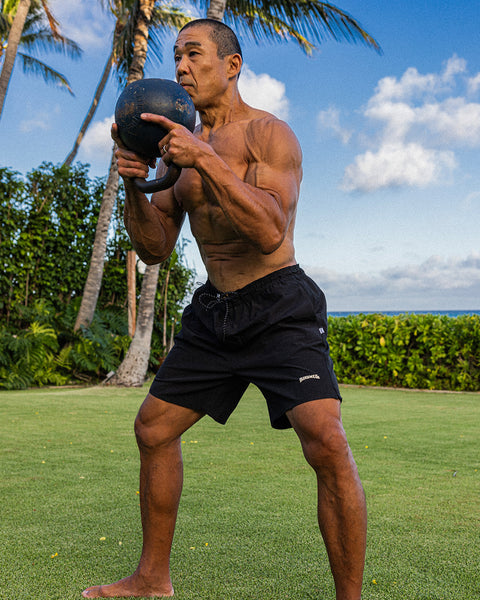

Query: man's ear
left=227, top=53, right=242, bottom=79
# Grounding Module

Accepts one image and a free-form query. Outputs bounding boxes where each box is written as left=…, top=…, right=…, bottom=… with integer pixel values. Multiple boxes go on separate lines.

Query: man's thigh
left=287, top=397, right=342, bottom=439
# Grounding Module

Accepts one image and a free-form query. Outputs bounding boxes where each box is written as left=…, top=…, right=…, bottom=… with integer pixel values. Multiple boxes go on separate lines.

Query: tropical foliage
left=0, top=0, right=82, bottom=97
left=0, top=163, right=194, bottom=389
left=202, top=0, right=381, bottom=53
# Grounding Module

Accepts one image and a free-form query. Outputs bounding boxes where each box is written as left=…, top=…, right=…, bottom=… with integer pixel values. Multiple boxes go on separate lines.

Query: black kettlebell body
left=115, top=78, right=196, bottom=192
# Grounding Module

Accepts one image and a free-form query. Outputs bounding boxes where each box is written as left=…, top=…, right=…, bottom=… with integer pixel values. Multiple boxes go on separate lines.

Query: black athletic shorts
left=149, top=264, right=341, bottom=429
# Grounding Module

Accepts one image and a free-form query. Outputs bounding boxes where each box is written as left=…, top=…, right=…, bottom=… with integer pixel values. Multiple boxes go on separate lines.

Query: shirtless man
left=82, top=19, right=367, bottom=600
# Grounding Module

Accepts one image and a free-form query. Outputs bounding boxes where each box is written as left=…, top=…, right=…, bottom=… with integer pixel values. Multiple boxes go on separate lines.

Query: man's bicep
left=246, top=118, right=302, bottom=201
left=245, top=150, right=302, bottom=224
left=151, top=186, right=185, bottom=230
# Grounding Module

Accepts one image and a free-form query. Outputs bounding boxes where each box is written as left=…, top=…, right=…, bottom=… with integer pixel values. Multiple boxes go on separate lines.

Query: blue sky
left=1, top=0, right=479, bottom=311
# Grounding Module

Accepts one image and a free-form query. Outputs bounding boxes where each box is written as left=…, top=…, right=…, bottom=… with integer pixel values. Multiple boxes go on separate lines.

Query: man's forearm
left=195, top=152, right=295, bottom=255
left=123, top=180, right=180, bottom=264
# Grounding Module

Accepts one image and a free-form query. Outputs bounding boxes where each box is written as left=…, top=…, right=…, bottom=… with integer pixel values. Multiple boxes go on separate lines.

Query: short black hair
left=179, top=19, right=243, bottom=60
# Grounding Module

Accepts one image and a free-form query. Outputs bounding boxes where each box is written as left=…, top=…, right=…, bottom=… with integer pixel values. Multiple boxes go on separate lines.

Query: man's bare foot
left=82, top=574, right=174, bottom=598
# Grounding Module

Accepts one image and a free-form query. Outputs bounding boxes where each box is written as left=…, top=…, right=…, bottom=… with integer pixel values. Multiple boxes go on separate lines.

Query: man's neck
left=198, top=87, right=248, bottom=133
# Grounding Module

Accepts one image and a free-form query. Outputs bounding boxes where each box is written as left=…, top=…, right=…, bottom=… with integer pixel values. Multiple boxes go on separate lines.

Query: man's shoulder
left=245, top=110, right=297, bottom=139
left=246, top=109, right=285, bottom=129
left=244, top=112, right=301, bottom=160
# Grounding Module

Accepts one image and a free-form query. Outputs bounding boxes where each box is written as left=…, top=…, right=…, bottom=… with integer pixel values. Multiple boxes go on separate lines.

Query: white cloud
left=366, top=96, right=480, bottom=148
left=20, top=114, right=50, bottom=133
left=417, top=98, right=480, bottom=145
left=78, top=115, right=115, bottom=162
left=50, top=0, right=113, bottom=50
left=342, top=55, right=480, bottom=193
left=304, top=254, right=480, bottom=311
left=238, top=65, right=289, bottom=120
left=341, top=142, right=456, bottom=192
left=317, top=107, right=352, bottom=144
left=467, top=72, right=480, bottom=95
left=373, top=69, right=438, bottom=104
left=20, top=105, right=61, bottom=133
left=441, top=55, right=467, bottom=84
left=372, top=56, right=466, bottom=104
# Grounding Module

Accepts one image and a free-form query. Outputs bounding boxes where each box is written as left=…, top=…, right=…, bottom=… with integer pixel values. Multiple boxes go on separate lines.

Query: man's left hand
left=140, top=113, right=213, bottom=169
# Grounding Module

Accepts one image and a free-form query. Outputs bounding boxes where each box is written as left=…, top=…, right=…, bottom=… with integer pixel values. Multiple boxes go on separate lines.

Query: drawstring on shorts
left=198, top=291, right=236, bottom=342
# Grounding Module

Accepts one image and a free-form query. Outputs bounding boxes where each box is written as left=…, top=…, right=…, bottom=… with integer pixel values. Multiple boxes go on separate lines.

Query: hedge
left=328, top=313, right=480, bottom=392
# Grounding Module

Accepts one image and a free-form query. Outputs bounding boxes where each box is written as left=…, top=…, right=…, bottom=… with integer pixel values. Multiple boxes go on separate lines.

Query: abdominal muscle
left=189, top=208, right=296, bottom=292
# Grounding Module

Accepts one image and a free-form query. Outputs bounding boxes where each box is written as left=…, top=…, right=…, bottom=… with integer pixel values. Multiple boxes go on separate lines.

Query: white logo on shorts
left=299, top=374, right=321, bottom=383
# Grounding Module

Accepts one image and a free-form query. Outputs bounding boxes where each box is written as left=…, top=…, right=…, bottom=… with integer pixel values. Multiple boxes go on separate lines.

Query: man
left=83, top=18, right=367, bottom=600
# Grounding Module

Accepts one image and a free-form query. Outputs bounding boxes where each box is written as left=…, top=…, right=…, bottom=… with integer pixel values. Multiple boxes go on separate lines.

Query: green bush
left=328, top=313, right=480, bottom=391
left=0, top=299, right=131, bottom=389
left=0, top=163, right=195, bottom=389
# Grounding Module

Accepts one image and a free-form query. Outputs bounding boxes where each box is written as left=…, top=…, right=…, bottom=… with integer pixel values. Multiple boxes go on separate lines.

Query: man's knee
left=288, top=400, right=352, bottom=473
left=134, top=408, right=175, bottom=451
left=301, top=422, right=351, bottom=473
left=134, top=393, right=202, bottom=451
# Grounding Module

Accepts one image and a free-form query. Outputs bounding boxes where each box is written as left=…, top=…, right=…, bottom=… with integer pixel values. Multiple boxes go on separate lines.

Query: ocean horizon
left=328, top=309, right=480, bottom=318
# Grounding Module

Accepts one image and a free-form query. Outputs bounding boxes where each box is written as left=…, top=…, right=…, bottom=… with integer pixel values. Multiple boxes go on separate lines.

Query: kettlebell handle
left=134, top=164, right=181, bottom=193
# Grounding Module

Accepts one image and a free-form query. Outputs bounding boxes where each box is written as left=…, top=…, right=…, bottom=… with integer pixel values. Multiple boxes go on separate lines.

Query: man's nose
left=176, top=56, right=189, bottom=75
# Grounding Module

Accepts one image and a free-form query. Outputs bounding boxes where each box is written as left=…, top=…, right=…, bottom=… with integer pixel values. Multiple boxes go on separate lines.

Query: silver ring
left=161, top=144, right=168, bottom=155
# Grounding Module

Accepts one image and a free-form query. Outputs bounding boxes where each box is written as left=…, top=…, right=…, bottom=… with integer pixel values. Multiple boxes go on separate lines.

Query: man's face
left=174, top=26, right=230, bottom=109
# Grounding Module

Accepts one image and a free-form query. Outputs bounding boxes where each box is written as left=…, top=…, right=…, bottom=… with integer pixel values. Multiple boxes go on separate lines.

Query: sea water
left=328, top=310, right=480, bottom=318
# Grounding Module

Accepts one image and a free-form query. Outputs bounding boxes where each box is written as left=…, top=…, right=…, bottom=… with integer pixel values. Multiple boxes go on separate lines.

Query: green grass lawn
left=1, top=384, right=479, bottom=600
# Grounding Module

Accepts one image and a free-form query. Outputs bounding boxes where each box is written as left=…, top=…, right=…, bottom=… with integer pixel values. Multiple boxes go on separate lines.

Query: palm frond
left=38, top=0, right=61, bottom=38
left=18, top=52, right=75, bottom=94
left=146, top=6, right=192, bottom=69
left=251, top=0, right=381, bottom=52
left=19, top=27, right=82, bottom=58
left=230, top=8, right=317, bottom=54
left=192, top=0, right=381, bottom=54
left=0, top=12, right=10, bottom=39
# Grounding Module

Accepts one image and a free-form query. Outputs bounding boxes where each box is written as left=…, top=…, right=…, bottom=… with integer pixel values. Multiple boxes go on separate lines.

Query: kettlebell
left=115, top=78, right=196, bottom=193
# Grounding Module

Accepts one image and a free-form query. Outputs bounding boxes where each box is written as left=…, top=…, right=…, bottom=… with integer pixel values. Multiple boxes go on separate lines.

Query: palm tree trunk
left=0, top=0, right=32, bottom=120
left=108, top=0, right=162, bottom=386
left=73, top=148, right=119, bottom=331
left=162, top=267, right=170, bottom=349
left=206, top=0, right=226, bottom=21
left=127, top=0, right=155, bottom=84
left=106, top=262, right=160, bottom=386
left=73, top=1, right=155, bottom=334
left=63, top=50, right=114, bottom=167
left=127, top=250, right=137, bottom=337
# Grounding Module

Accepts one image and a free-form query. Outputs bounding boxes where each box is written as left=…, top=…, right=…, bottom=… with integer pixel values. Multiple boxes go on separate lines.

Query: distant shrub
left=328, top=313, right=480, bottom=391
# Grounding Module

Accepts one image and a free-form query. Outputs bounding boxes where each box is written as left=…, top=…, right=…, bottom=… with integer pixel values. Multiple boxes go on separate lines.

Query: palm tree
left=73, top=0, right=190, bottom=334
left=0, top=0, right=82, bottom=120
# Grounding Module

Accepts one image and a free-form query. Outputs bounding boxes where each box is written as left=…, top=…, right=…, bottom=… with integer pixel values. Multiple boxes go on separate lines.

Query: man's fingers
left=111, top=123, right=126, bottom=148
left=115, top=149, right=150, bottom=179
left=140, top=113, right=177, bottom=130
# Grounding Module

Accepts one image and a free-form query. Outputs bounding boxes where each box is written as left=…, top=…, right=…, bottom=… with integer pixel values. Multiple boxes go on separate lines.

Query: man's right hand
left=111, top=123, right=156, bottom=181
